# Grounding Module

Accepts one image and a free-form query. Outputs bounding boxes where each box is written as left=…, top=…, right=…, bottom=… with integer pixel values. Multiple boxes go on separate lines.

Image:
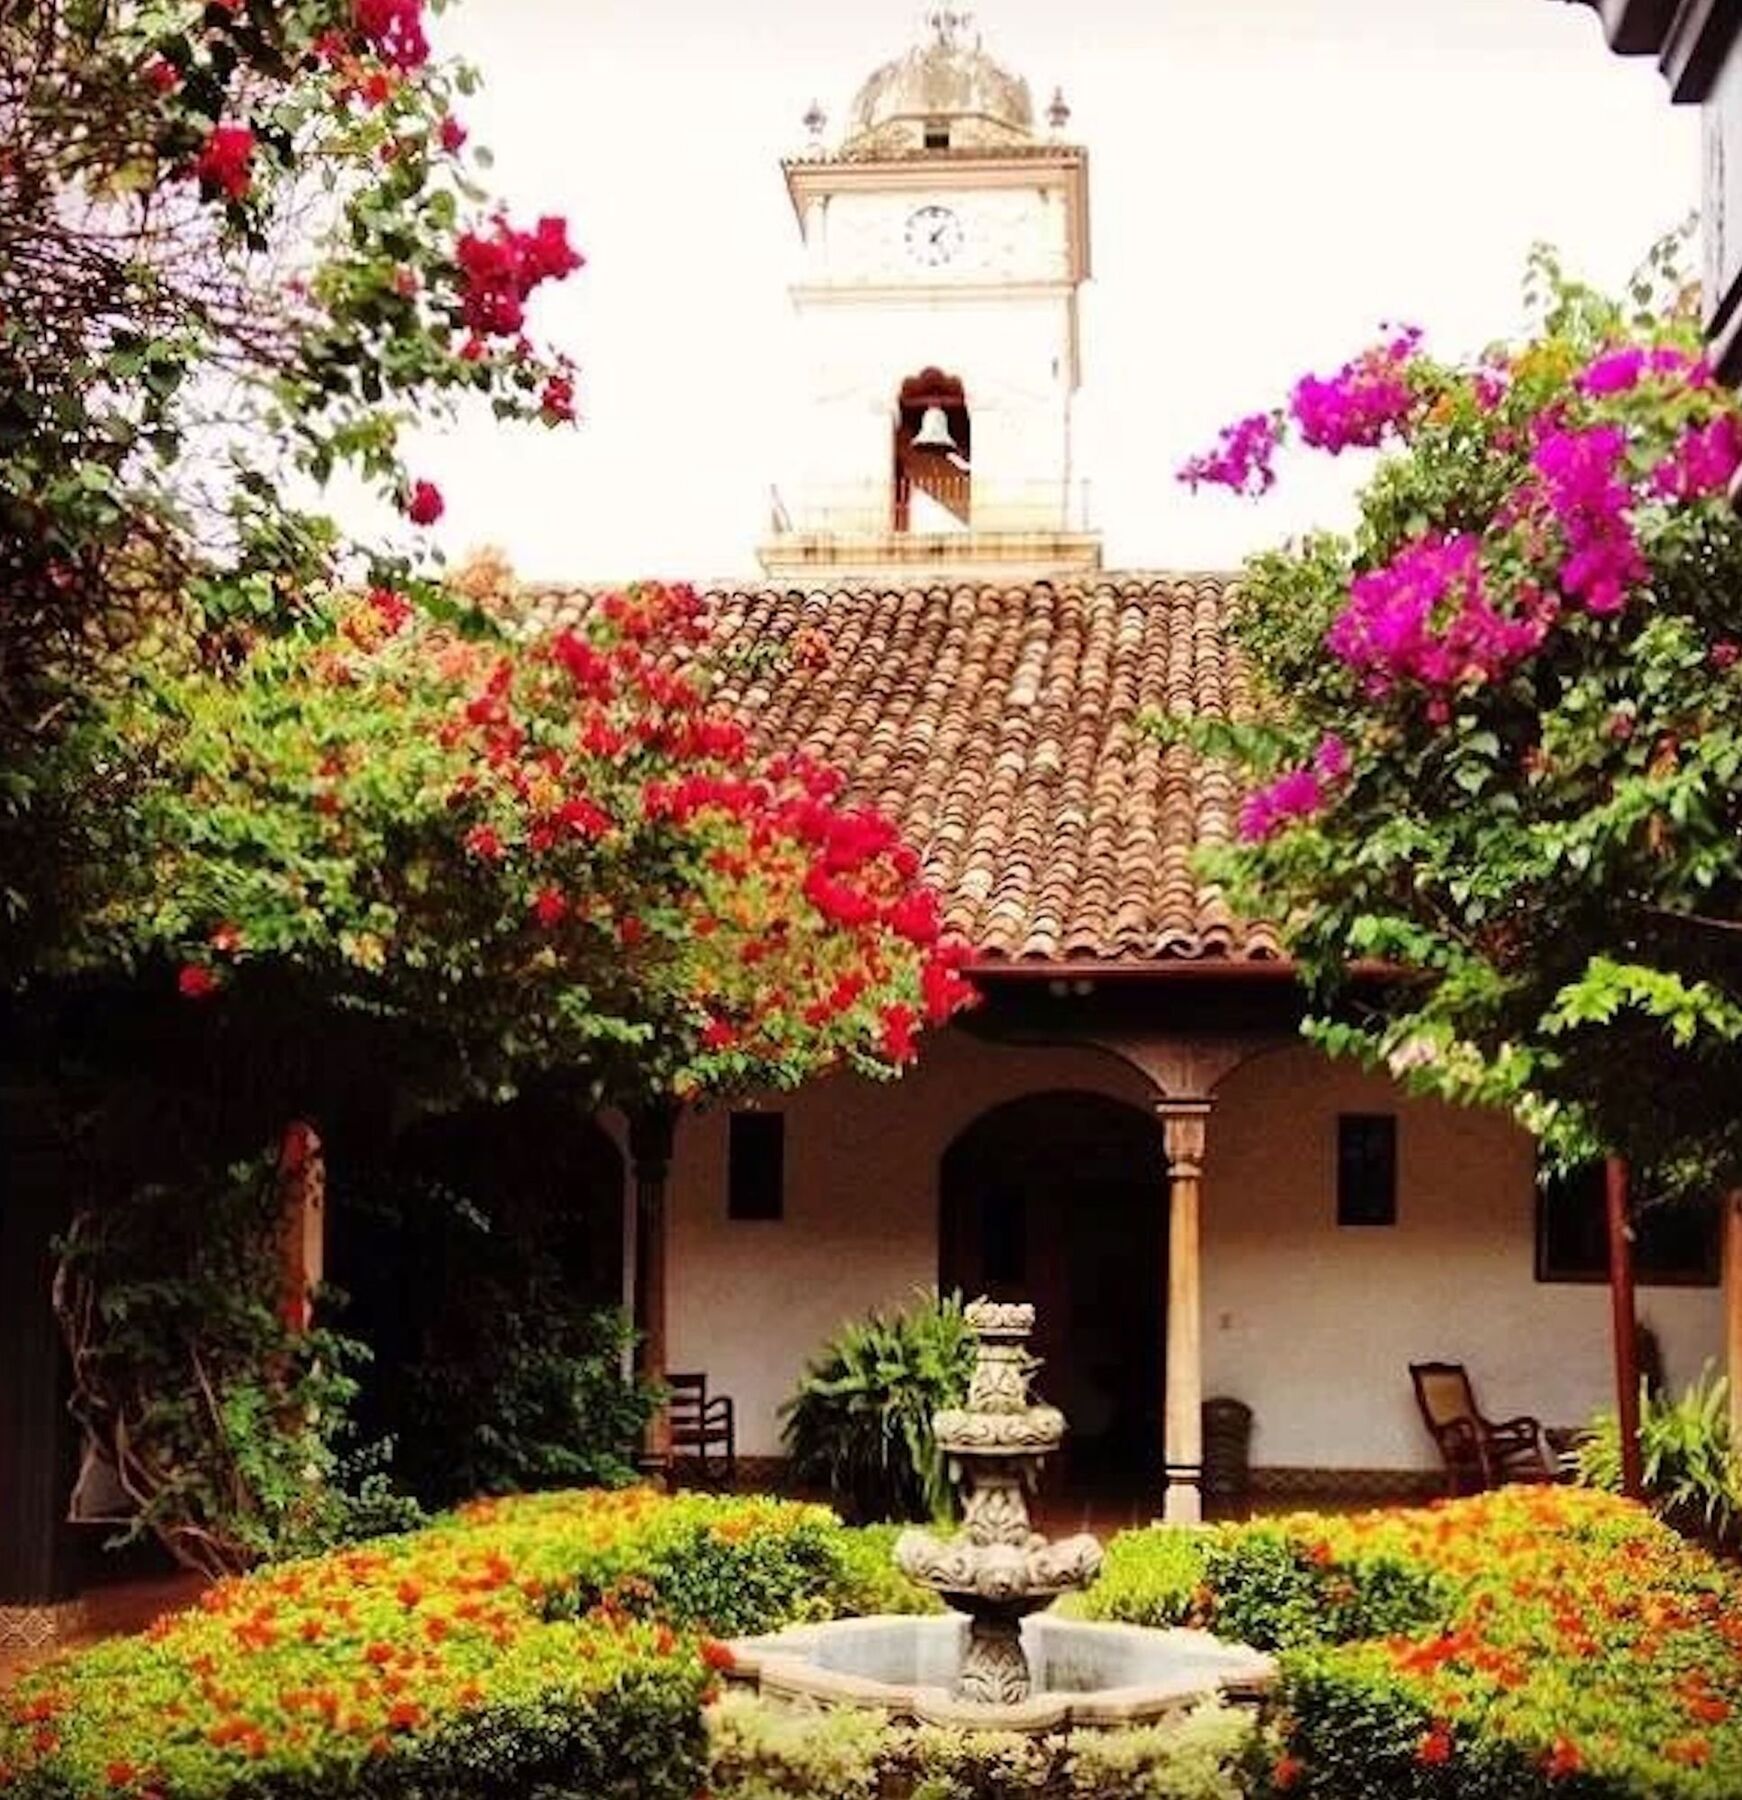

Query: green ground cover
left=4, top=1484, right=1737, bottom=1799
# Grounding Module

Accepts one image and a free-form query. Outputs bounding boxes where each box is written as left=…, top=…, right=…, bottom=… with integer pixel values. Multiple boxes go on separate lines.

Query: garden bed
left=1084, top=1485, right=1742, bottom=1796
left=6, top=1485, right=1739, bottom=1798
left=0, top=1490, right=921, bottom=1800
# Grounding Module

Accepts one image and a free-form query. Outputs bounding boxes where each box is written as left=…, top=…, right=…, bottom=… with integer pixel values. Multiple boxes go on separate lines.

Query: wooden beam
left=1159, top=1102, right=1210, bottom=1525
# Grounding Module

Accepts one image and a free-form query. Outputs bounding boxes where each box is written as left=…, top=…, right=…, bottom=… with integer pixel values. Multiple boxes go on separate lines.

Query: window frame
left=726, top=1110, right=786, bottom=1223
left=1534, top=1160, right=1721, bottom=1287
left=1335, top=1112, right=1399, bottom=1229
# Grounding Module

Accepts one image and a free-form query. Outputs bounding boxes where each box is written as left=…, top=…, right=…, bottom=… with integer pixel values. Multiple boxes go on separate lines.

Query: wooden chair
left=1410, top=1361, right=1552, bottom=1494
left=668, top=1371, right=736, bottom=1485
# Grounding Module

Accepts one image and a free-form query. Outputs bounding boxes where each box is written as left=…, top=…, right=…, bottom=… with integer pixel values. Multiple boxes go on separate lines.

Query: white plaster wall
left=1202, top=1045, right=1724, bottom=1470
left=661, top=1031, right=1725, bottom=1470
left=789, top=291, right=1075, bottom=501
left=666, top=1028, right=1152, bottom=1456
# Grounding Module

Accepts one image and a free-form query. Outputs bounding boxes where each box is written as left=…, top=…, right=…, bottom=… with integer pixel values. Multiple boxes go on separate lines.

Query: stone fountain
left=726, top=1298, right=1274, bottom=1732
left=892, top=1299, right=1101, bottom=1702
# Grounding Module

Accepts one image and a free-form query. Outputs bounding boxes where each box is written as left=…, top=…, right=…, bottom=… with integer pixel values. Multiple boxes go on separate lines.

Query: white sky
left=407, top=0, right=1698, bottom=583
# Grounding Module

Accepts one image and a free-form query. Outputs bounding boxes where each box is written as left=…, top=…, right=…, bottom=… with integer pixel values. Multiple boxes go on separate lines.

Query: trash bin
left=1201, top=1396, right=1253, bottom=1503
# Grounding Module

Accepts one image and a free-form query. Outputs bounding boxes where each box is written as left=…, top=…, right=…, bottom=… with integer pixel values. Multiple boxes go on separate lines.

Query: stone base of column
left=1163, top=1469, right=1203, bottom=1526
left=0, top=1598, right=87, bottom=1657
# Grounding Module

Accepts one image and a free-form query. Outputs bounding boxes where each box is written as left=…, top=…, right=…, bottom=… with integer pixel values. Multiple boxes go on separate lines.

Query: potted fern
left=779, top=1291, right=975, bottom=1523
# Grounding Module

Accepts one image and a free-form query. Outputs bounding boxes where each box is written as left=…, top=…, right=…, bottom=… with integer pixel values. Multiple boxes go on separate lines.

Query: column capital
left=1157, top=1099, right=1211, bottom=1176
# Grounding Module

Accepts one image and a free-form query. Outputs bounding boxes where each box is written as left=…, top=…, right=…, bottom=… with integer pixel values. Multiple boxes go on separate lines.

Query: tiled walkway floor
left=0, top=1572, right=204, bottom=1686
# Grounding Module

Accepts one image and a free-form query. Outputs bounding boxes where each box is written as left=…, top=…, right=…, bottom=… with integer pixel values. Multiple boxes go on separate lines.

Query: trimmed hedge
left=1084, top=1486, right=1742, bottom=1798
left=707, top=1689, right=1264, bottom=1800
left=0, top=1489, right=913, bottom=1800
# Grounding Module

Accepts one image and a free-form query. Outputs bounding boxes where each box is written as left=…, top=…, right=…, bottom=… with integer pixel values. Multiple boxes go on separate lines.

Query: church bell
left=911, top=404, right=958, bottom=451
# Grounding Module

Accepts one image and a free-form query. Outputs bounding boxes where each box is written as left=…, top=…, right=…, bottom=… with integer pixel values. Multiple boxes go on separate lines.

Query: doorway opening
left=939, top=1091, right=1164, bottom=1485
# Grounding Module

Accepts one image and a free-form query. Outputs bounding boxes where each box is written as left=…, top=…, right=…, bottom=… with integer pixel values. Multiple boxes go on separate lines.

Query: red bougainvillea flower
left=541, top=373, right=576, bottom=424
left=880, top=1003, right=918, bottom=1064
left=355, top=0, right=430, bottom=70
left=193, top=124, right=256, bottom=201
left=405, top=480, right=444, bottom=526
left=454, top=216, right=583, bottom=338
left=177, top=964, right=219, bottom=1000
left=1271, top=1754, right=1305, bottom=1791
left=143, top=55, right=180, bottom=92
left=463, top=823, right=503, bottom=861
left=1416, top=1725, right=1453, bottom=1766
left=439, top=114, right=468, bottom=153
left=531, top=886, right=568, bottom=927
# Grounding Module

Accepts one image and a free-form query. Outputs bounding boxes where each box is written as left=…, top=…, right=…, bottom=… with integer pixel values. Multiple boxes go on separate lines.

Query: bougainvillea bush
left=66, top=579, right=975, bottom=1102
left=2, top=0, right=584, bottom=965
left=1171, top=245, right=1742, bottom=1202
left=0, top=1489, right=890, bottom=1800
left=1086, top=1486, right=1742, bottom=1798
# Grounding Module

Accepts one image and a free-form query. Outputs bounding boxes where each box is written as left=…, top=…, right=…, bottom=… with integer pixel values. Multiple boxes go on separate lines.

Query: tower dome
left=841, top=10, right=1035, bottom=156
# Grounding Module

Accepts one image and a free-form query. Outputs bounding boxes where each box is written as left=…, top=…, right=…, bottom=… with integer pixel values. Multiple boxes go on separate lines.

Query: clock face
left=906, top=204, right=964, bottom=268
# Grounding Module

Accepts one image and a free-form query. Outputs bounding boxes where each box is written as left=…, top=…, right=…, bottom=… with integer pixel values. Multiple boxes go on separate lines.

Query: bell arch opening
left=939, top=1089, right=1164, bottom=1485
left=893, top=367, right=971, bottom=531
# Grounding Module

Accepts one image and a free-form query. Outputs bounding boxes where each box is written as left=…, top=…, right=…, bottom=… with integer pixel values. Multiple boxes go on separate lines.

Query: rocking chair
left=1410, top=1361, right=1553, bottom=1494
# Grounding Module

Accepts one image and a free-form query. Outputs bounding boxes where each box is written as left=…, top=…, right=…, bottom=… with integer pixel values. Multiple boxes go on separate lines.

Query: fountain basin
left=725, top=1613, right=1275, bottom=1732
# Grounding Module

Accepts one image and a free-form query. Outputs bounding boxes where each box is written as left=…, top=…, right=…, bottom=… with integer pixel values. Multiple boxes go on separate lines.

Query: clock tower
left=759, top=11, right=1100, bottom=579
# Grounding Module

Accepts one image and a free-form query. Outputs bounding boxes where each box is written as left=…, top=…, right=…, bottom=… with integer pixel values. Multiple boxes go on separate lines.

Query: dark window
left=981, top=1184, right=1026, bottom=1285
left=1337, top=1114, right=1397, bottom=1227
left=1536, top=1163, right=1720, bottom=1286
left=727, top=1112, right=784, bottom=1221
left=923, top=120, right=951, bottom=149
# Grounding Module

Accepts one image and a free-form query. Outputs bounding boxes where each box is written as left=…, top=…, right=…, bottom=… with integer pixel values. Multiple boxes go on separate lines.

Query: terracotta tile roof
left=523, top=575, right=1283, bottom=967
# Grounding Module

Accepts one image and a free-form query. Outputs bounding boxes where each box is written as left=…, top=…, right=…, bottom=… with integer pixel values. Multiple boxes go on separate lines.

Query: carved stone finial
left=1047, top=86, right=1071, bottom=133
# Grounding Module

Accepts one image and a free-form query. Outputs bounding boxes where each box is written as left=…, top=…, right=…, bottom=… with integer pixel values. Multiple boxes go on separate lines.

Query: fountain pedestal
left=894, top=1300, right=1101, bottom=1703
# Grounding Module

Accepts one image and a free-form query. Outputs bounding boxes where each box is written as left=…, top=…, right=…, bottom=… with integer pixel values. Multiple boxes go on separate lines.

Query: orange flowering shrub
left=0, top=1489, right=864, bottom=1800
left=1091, top=1485, right=1742, bottom=1798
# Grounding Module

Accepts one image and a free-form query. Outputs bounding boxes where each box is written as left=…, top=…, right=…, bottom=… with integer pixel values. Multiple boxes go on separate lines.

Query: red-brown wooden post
left=276, top=1121, right=325, bottom=1333
left=1605, top=1154, right=1644, bottom=1500
left=629, top=1104, right=679, bottom=1480
left=1726, top=1192, right=1742, bottom=1455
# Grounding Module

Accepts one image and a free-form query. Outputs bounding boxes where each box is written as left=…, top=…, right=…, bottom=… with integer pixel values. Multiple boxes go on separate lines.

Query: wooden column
left=628, top=1104, right=678, bottom=1478
left=1605, top=1155, right=1644, bottom=1501
left=276, top=1122, right=325, bottom=1332
left=0, top=1086, right=82, bottom=1653
left=1160, top=1101, right=1211, bottom=1525
left=1726, top=1192, right=1742, bottom=1455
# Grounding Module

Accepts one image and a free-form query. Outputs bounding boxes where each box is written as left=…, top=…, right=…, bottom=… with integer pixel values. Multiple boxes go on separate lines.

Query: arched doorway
left=940, top=1092, right=1164, bottom=1484
left=893, top=366, right=971, bottom=531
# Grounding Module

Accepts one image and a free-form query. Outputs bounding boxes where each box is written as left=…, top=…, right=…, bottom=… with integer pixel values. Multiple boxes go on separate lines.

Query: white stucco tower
left=758, top=11, right=1100, bottom=580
